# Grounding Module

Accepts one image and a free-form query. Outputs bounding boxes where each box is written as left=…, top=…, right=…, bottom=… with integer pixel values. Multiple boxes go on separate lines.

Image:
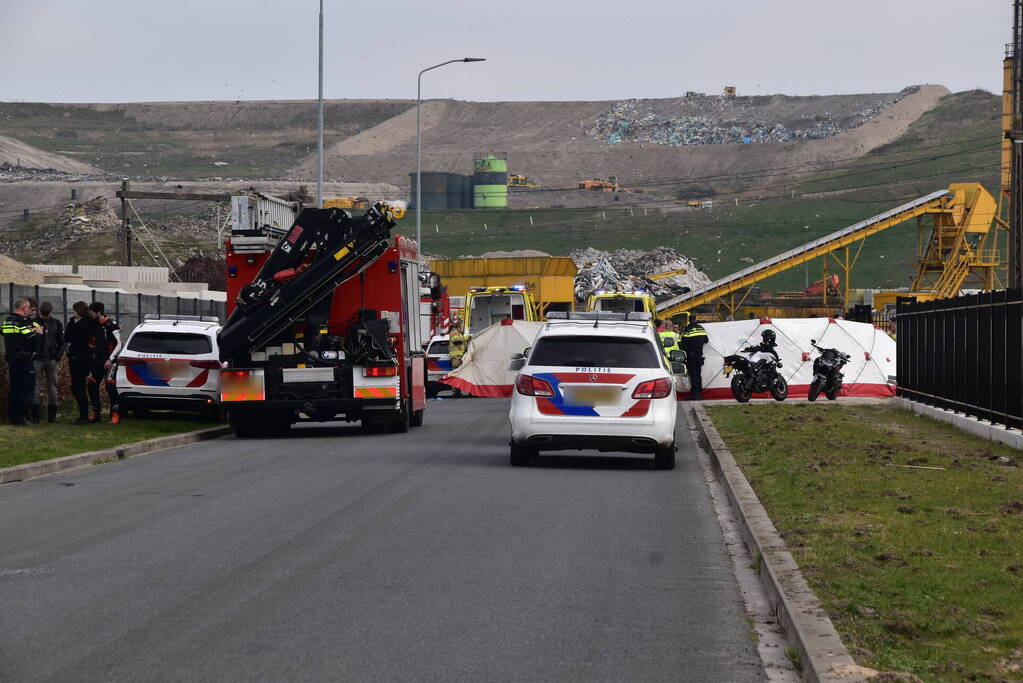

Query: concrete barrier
left=0, top=425, right=231, bottom=485
left=894, top=397, right=1023, bottom=450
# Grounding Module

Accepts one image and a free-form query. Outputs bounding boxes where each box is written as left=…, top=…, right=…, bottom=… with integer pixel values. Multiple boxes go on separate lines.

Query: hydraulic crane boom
left=218, top=201, right=405, bottom=362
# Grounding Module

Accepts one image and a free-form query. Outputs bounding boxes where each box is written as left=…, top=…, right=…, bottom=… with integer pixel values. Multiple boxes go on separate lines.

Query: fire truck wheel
left=410, top=407, right=424, bottom=427
left=386, top=401, right=411, bottom=433
left=229, top=412, right=261, bottom=438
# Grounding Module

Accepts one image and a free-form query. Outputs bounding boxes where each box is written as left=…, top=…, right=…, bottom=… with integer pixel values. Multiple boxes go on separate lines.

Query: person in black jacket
left=89, top=302, right=122, bottom=424
left=31, top=301, right=64, bottom=423
left=65, top=301, right=100, bottom=425
left=2, top=298, right=42, bottom=425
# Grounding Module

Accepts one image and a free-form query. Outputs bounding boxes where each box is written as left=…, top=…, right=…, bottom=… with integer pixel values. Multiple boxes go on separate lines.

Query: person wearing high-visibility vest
left=655, top=319, right=679, bottom=356
left=2, top=298, right=43, bottom=425
left=676, top=312, right=709, bottom=400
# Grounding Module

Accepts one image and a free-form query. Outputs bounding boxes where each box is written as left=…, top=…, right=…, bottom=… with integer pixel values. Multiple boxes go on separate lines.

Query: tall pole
left=416, top=57, right=485, bottom=260
left=1011, top=0, right=1023, bottom=288
left=120, top=178, right=131, bottom=266
left=316, top=0, right=324, bottom=208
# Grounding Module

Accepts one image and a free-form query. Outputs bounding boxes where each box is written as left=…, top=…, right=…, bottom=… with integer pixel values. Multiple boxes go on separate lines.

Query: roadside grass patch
left=706, top=403, right=1023, bottom=682
left=0, top=415, right=216, bottom=469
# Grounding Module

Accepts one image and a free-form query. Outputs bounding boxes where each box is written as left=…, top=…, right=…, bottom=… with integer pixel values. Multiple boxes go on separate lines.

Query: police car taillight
left=516, top=374, right=554, bottom=397
left=632, top=377, right=673, bottom=399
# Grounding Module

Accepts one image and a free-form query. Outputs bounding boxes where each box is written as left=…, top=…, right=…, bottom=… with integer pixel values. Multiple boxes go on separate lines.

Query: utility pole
left=1011, top=0, right=1023, bottom=288
left=120, top=178, right=131, bottom=266
left=316, top=0, right=324, bottom=208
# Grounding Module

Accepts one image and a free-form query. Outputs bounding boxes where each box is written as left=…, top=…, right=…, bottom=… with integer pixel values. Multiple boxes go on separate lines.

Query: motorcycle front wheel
left=807, top=377, right=823, bottom=402
left=770, top=376, right=789, bottom=401
left=730, top=375, right=752, bottom=403
left=825, top=382, right=841, bottom=401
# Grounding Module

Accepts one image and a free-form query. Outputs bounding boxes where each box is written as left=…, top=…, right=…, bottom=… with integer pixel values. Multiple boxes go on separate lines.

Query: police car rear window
left=529, top=336, right=660, bottom=368
left=127, top=332, right=212, bottom=355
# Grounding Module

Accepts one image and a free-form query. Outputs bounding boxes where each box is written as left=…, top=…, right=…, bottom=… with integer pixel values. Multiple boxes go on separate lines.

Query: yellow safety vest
left=658, top=330, right=679, bottom=354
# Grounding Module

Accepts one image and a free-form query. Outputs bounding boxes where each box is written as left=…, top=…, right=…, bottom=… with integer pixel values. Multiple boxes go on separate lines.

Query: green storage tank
left=473, top=152, right=508, bottom=208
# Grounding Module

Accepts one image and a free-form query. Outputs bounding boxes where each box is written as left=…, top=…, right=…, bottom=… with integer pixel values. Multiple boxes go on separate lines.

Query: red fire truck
left=218, top=198, right=426, bottom=437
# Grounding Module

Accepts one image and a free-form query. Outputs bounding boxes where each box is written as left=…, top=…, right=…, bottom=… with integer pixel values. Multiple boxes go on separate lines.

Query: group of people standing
left=2, top=297, right=122, bottom=426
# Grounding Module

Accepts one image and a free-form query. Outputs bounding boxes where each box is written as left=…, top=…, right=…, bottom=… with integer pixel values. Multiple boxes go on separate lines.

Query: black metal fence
left=2, top=283, right=225, bottom=337
left=896, top=290, right=1022, bottom=430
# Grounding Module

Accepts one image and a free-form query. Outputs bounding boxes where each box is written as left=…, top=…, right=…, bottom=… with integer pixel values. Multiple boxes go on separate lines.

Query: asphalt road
left=0, top=399, right=763, bottom=682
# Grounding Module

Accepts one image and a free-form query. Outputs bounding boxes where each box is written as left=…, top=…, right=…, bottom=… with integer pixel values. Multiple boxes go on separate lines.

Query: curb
left=0, top=425, right=232, bottom=485
left=894, top=397, right=1023, bottom=450
left=688, top=403, right=868, bottom=683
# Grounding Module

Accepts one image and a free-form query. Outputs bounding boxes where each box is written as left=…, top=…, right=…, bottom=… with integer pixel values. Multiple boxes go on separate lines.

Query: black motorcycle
left=722, top=346, right=788, bottom=403
left=807, top=339, right=851, bottom=402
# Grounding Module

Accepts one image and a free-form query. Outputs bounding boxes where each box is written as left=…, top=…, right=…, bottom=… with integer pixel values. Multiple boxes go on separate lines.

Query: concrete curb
left=894, top=397, right=1023, bottom=450
left=688, top=403, right=869, bottom=683
left=0, top=425, right=232, bottom=485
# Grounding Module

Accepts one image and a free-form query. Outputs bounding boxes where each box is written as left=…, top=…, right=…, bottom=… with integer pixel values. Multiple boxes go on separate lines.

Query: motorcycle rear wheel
left=770, top=376, right=789, bottom=401
left=825, top=383, right=841, bottom=401
left=730, top=375, right=752, bottom=403
left=807, top=377, right=823, bottom=402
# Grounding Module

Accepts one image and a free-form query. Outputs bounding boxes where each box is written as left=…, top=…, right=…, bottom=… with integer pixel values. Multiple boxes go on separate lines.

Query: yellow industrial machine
left=585, top=290, right=657, bottom=315
left=648, top=267, right=688, bottom=280
left=323, top=196, right=370, bottom=210
left=685, top=200, right=704, bottom=208
left=657, top=182, right=1005, bottom=318
left=429, top=256, right=578, bottom=330
left=578, top=176, right=620, bottom=192
left=508, top=174, right=540, bottom=189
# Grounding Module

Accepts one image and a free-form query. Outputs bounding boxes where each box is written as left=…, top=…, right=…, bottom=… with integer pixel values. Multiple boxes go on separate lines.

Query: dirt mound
left=0, top=255, right=45, bottom=286
left=0, top=135, right=102, bottom=174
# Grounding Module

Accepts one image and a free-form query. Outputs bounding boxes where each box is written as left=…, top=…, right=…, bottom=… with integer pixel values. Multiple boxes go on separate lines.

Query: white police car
left=115, top=315, right=223, bottom=415
left=508, top=312, right=681, bottom=469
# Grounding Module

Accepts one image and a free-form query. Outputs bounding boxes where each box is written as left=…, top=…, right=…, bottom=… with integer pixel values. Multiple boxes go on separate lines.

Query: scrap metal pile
left=586, top=89, right=911, bottom=146
left=570, top=246, right=712, bottom=304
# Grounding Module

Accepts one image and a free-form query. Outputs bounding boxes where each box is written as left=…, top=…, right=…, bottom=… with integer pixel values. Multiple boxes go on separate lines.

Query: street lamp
left=416, top=57, right=485, bottom=260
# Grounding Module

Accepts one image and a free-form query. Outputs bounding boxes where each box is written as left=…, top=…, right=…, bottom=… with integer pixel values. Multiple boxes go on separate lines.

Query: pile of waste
left=570, top=246, right=711, bottom=304
left=586, top=90, right=909, bottom=147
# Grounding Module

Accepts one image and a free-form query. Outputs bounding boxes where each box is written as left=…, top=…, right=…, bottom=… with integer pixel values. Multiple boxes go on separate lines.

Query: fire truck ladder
left=656, top=188, right=959, bottom=318
left=218, top=203, right=403, bottom=362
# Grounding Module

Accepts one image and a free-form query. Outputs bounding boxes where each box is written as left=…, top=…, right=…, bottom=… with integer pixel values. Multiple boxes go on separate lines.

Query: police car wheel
left=510, top=442, right=536, bottom=467
left=653, top=442, right=676, bottom=470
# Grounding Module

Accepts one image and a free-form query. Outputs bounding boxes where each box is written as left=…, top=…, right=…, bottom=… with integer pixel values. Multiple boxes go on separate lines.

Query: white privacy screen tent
left=686, top=318, right=896, bottom=400
left=442, top=320, right=545, bottom=397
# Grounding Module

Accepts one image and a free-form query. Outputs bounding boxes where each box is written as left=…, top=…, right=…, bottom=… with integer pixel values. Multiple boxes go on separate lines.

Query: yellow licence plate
left=564, top=386, right=620, bottom=405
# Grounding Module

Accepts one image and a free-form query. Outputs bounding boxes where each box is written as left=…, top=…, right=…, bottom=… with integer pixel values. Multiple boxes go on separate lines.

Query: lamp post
left=316, top=0, right=324, bottom=208
left=416, top=57, right=485, bottom=260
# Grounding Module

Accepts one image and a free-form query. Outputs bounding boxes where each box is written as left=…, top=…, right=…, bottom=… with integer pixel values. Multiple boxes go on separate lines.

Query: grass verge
left=706, top=402, right=1023, bottom=682
left=0, top=414, right=218, bottom=469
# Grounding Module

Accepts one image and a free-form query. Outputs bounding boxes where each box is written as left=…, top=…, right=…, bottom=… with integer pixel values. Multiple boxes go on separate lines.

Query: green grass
left=706, top=403, right=1023, bottom=682
left=0, top=415, right=217, bottom=469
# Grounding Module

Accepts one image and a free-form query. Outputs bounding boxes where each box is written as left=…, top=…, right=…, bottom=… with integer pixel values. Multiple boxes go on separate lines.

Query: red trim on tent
left=759, top=317, right=772, bottom=324
left=679, top=382, right=896, bottom=401
left=440, top=375, right=512, bottom=398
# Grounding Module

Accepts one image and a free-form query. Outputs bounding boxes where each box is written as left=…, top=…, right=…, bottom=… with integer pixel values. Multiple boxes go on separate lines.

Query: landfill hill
left=293, top=86, right=949, bottom=196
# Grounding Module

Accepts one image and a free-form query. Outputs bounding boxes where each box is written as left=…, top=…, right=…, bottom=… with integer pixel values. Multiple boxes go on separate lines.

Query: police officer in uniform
left=676, top=312, right=709, bottom=400
left=2, top=298, right=43, bottom=425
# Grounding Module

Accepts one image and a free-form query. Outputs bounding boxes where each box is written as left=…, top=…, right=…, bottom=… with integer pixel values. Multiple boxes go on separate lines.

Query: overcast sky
left=0, top=0, right=1011, bottom=103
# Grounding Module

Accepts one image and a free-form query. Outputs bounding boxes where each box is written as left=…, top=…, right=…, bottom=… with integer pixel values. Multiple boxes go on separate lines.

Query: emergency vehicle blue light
left=228, top=265, right=238, bottom=278
left=388, top=260, right=399, bottom=273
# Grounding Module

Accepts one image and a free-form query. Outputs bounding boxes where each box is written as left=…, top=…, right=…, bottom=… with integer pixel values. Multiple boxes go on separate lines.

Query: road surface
left=0, top=399, right=763, bottom=681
